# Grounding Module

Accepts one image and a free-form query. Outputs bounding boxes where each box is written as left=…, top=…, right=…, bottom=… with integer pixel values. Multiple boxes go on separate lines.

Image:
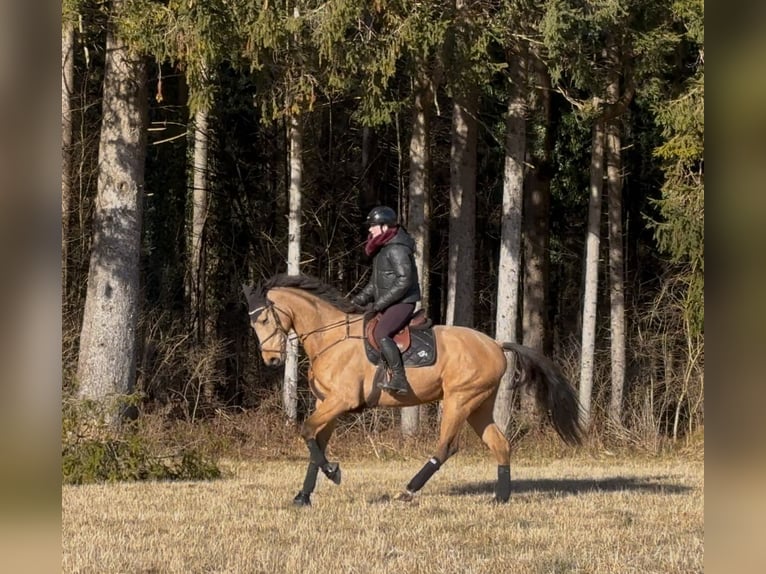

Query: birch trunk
left=76, top=0, right=148, bottom=425
left=283, top=112, right=302, bottom=423
left=190, top=106, right=209, bottom=341
left=578, top=113, right=606, bottom=429
left=493, top=55, right=526, bottom=435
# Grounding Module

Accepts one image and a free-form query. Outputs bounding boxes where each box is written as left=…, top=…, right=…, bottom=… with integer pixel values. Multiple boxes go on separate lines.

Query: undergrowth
left=62, top=385, right=704, bottom=487
left=128, top=393, right=705, bottom=465
left=62, top=397, right=221, bottom=485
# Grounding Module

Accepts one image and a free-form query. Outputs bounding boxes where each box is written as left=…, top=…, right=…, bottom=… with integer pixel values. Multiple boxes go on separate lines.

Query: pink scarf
left=364, top=226, right=398, bottom=256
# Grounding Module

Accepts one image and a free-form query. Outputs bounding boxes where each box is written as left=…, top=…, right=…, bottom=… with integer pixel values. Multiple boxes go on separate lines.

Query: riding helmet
left=365, top=206, right=397, bottom=227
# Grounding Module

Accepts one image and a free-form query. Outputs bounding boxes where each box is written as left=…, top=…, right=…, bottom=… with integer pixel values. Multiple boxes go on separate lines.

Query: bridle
left=248, top=302, right=290, bottom=358
left=249, top=299, right=365, bottom=360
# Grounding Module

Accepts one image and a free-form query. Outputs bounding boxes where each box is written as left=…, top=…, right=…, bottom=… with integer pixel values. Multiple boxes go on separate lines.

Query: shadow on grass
left=446, top=475, right=693, bottom=498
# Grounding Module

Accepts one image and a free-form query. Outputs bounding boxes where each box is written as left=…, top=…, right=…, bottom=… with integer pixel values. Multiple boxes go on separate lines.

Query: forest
left=61, top=0, right=704, bottom=451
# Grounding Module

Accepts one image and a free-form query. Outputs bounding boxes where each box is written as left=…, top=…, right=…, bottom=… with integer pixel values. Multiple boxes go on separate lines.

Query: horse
left=243, top=273, right=582, bottom=506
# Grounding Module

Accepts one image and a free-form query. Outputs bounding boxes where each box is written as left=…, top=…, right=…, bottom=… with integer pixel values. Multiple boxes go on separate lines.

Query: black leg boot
left=378, top=337, right=409, bottom=395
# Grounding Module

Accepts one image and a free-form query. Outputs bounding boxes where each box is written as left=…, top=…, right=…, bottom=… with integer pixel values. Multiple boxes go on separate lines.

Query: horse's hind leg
left=467, top=397, right=512, bottom=503
left=397, top=396, right=471, bottom=501
left=293, top=420, right=336, bottom=507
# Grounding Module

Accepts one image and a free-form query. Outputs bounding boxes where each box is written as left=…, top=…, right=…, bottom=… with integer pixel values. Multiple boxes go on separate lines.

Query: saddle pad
left=363, top=324, right=437, bottom=368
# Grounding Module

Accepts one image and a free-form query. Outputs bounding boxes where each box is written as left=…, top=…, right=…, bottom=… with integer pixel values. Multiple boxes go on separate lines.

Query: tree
left=445, top=90, right=477, bottom=328
left=578, top=115, right=605, bottom=429
left=62, top=13, right=76, bottom=302
left=647, top=0, right=703, bottom=440
left=283, top=5, right=310, bottom=421
left=651, top=0, right=704, bottom=337
left=190, top=101, right=210, bottom=341
left=606, top=58, right=626, bottom=426
left=521, top=52, right=553, bottom=418
left=444, top=0, right=481, bottom=328
left=282, top=112, right=304, bottom=422
left=493, top=53, right=526, bottom=435
left=402, top=63, right=434, bottom=437
left=75, top=0, right=148, bottom=424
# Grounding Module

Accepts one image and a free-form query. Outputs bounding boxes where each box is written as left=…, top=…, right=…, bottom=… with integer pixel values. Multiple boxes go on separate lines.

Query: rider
left=351, top=206, right=421, bottom=395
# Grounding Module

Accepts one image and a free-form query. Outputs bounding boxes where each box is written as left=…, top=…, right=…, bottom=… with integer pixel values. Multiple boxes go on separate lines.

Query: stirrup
left=378, top=374, right=409, bottom=395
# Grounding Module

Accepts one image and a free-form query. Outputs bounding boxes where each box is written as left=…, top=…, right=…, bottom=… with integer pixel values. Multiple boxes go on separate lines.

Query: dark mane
left=246, top=273, right=364, bottom=314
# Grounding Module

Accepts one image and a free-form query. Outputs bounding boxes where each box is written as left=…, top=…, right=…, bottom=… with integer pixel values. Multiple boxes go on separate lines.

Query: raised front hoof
left=293, top=491, right=312, bottom=507
left=322, top=462, right=342, bottom=485
left=394, top=490, right=415, bottom=503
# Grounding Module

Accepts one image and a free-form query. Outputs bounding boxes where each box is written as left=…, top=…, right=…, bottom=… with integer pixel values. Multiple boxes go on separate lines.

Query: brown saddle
left=364, top=309, right=431, bottom=353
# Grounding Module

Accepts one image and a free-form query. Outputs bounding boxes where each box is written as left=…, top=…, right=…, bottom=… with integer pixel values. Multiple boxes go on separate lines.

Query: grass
left=62, top=454, right=703, bottom=573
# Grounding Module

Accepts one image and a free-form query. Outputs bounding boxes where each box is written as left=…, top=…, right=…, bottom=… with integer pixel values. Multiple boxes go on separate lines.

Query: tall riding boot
left=378, top=337, right=409, bottom=395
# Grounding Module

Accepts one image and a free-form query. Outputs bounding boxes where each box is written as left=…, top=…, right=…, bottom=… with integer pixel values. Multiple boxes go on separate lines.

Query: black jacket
left=352, top=228, right=421, bottom=311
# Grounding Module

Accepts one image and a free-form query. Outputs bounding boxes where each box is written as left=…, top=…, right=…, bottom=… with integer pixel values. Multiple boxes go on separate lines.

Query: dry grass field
left=62, top=453, right=703, bottom=573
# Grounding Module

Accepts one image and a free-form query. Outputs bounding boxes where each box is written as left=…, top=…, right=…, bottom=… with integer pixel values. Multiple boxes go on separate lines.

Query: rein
left=251, top=301, right=364, bottom=358
left=300, top=313, right=365, bottom=360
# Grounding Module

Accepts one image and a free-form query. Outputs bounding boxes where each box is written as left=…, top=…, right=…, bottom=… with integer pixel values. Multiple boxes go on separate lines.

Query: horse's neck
left=271, top=288, right=349, bottom=358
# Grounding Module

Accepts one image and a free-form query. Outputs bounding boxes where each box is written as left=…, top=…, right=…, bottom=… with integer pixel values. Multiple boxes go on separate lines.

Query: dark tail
left=501, top=342, right=583, bottom=446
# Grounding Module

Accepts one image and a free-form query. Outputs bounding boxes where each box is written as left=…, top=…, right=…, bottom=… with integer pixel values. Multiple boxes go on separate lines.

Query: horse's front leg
left=294, top=397, right=350, bottom=506
left=293, top=420, right=336, bottom=507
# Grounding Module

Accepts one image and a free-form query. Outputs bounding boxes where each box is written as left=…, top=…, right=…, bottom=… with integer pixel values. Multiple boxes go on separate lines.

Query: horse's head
left=242, top=283, right=292, bottom=367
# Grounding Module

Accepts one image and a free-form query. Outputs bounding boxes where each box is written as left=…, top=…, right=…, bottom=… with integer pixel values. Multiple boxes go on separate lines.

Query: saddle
left=362, top=309, right=437, bottom=368
left=364, top=309, right=431, bottom=353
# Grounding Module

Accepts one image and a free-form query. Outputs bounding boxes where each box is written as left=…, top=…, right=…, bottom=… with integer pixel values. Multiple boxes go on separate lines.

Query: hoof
left=394, top=490, right=415, bottom=502
left=322, top=462, right=342, bottom=485
left=293, top=491, right=312, bottom=507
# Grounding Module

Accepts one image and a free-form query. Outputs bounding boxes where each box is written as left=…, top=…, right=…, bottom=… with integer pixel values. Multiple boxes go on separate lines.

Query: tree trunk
left=493, top=54, right=526, bottom=435
left=190, top=106, right=209, bottom=342
left=446, top=89, right=477, bottom=327
left=578, top=113, right=606, bottom=429
left=75, top=0, right=148, bottom=425
left=283, top=112, right=303, bottom=423
left=402, top=67, right=433, bottom=437
left=62, top=20, right=75, bottom=303
left=521, top=55, right=552, bottom=417
left=606, top=71, right=626, bottom=427
left=360, top=126, right=378, bottom=212
left=521, top=174, right=550, bottom=353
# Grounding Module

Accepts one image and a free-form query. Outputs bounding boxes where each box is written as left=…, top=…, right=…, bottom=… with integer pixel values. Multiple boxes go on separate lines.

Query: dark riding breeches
left=373, top=302, right=415, bottom=344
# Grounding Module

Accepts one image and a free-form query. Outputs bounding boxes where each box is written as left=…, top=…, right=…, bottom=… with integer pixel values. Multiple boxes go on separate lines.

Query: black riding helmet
left=365, top=206, right=397, bottom=227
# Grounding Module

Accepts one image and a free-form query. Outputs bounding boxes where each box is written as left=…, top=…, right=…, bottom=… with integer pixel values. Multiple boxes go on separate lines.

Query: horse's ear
left=242, top=283, right=256, bottom=308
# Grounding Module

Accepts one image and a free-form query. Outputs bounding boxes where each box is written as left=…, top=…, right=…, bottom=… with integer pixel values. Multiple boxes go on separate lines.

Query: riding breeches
left=373, top=302, right=415, bottom=344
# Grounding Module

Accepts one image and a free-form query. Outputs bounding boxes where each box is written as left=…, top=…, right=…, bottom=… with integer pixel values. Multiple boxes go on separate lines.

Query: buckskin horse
left=243, top=274, right=582, bottom=506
